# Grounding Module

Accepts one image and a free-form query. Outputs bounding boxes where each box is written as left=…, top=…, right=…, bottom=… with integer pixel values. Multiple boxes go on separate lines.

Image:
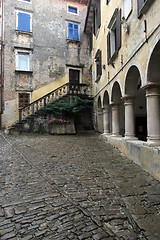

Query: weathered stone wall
left=2, top=0, right=90, bottom=128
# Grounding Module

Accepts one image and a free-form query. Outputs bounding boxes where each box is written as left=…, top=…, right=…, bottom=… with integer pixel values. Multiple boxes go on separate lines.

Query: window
left=93, top=0, right=101, bottom=36
left=123, top=0, right=132, bottom=19
left=68, top=22, right=79, bottom=41
left=19, top=93, right=30, bottom=108
left=68, top=6, right=77, bottom=14
left=107, top=9, right=121, bottom=64
left=137, top=0, right=155, bottom=18
left=16, top=10, right=32, bottom=32
left=15, top=50, right=32, bottom=72
left=95, top=49, right=102, bottom=81
left=89, top=28, right=93, bottom=52
left=69, top=69, right=80, bottom=84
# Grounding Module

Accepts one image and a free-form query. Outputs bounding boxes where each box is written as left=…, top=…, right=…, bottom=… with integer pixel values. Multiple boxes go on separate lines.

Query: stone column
left=146, top=86, right=160, bottom=146
left=97, top=110, right=104, bottom=133
left=103, top=107, right=110, bottom=134
left=124, top=97, right=136, bottom=139
left=111, top=104, right=120, bottom=136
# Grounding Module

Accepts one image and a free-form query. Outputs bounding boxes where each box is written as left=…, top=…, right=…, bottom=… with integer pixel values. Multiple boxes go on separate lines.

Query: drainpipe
left=0, top=0, right=4, bottom=129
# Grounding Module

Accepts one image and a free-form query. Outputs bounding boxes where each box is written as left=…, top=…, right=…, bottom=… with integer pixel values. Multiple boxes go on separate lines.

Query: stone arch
left=111, top=81, right=122, bottom=104
left=147, top=40, right=160, bottom=83
left=145, top=40, right=160, bottom=145
left=97, top=95, right=103, bottom=133
left=124, top=65, right=147, bottom=140
left=97, top=95, right=102, bottom=110
left=103, top=90, right=111, bottom=134
left=103, top=90, right=109, bottom=107
left=125, top=65, right=141, bottom=96
left=111, top=82, right=125, bottom=136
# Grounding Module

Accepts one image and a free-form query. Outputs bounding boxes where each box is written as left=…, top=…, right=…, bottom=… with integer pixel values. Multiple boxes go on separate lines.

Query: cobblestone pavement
left=0, top=132, right=160, bottom=240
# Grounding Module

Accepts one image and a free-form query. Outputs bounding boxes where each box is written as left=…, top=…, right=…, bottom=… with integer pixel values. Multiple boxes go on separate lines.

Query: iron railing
left=19, top=83, right=91, bottom=122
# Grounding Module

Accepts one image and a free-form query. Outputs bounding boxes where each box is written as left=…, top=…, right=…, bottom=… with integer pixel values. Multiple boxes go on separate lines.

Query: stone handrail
left=19, top=83, right=91, bottom=122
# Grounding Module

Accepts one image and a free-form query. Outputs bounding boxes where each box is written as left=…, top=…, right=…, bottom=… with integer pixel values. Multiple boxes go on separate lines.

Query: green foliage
left=37, top=96, right=93, bottom=117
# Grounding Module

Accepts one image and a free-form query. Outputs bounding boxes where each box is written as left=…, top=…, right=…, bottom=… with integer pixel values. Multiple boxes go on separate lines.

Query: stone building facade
left=0, top=0, right=90, bottom=128
left=85, top=0, right=160, bottom=179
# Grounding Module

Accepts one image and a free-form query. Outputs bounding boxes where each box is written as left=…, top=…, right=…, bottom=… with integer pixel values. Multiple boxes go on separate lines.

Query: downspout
left=0, top=0, right=4, bottom=129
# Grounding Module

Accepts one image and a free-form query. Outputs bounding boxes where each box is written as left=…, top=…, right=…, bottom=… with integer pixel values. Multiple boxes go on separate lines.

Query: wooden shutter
left=93, top=8, right=96, bottom=35
left=69, top=70, right=80, bottom=84
left=74, top=24, right=79, bottom=41
left=97, top=0, right=101, bottom=29
left=137, top=0, right=145, bottom=18
left=89, top=28, right=93, bottom=52
left=99, top=51, right=102, bottom=76
left=107, top=32, right=111, bottom=64
left=116, top=9, right=121, bottom=51
left=68, top=22, right=73, bottom=39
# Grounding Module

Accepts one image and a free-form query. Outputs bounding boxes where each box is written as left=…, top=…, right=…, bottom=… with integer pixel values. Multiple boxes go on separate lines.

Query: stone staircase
left=7, top=83, right=92, bottom=134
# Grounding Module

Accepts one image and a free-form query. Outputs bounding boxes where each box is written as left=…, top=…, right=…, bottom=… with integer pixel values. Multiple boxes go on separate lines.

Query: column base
left=124, top=135, right=138, bottom=141
left=147, top=139, right=160, bottom=147
left=111, top=134, right=121, bottom=137
left=103, top=132, right=111, bottom=135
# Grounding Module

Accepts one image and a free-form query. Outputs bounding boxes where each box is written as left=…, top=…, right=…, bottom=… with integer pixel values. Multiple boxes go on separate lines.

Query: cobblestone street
left=0, top=132, right=160, bottom=240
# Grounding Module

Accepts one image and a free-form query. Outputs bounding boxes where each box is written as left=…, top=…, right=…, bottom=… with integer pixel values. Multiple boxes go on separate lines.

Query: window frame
left=67, top=66, right=82, bottom=84
left=107, top=9, right=121, bottom=65
left=19, top=93, right=30, bottom=109
left=16, top=10, right=32, bottom=33
left=67, top=22, right=80, bottom=41
left=15, top=49, right=32, bottom=72
left=68, top=5, right=78, bottom=15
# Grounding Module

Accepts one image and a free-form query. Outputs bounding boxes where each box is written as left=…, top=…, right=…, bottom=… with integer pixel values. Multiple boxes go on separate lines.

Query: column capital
left=123, top=95, right=135, bottom=105
left=143, top=82, right=160, bottom=90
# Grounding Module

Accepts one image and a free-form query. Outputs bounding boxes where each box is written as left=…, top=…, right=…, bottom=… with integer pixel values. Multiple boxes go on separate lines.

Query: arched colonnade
left=97, top=40, right=160, bottom=146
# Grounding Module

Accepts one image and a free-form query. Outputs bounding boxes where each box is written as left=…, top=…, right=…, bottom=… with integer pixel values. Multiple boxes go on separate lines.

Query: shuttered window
left=69, top=69, right=80, bottom=84
left=107, top=9, right=121, bottom=64
left=17, top=11, right=32, bottom=32
left=89, top=28, right=93, bottom=52
left=95, top=50, right=102, bottom=79
left=93, top=0, right=101, bottom=35
left=19, top=93, right=30, bottom=109
left=68, top=22, right=79, bottom=41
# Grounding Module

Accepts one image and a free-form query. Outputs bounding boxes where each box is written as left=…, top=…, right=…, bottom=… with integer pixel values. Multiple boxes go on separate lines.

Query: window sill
left=67, top=39, right=80, bottom=44
left=16, top=30, right=33, bottom=36
left=15, top=70, right=33, bottom=74
left=95, top=75, right=101, bottom=83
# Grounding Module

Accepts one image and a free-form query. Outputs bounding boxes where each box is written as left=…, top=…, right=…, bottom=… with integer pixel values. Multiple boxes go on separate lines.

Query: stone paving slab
left=0, top=132, right=160, bottom=239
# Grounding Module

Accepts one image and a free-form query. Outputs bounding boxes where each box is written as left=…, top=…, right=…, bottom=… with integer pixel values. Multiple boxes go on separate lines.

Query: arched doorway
left=111, top=82, right=124, bottom=136
left=125, top=66, right=147, bottom=140
left=146, top=40, right=160, bottom=145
